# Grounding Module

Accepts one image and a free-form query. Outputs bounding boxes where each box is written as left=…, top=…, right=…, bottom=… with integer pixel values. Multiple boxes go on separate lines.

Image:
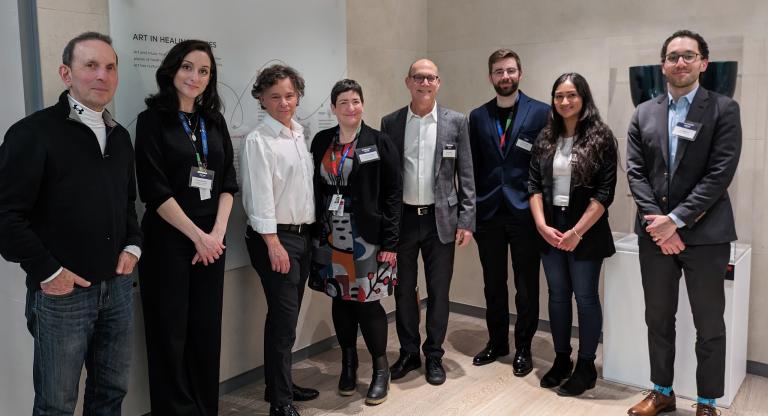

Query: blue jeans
left=540, top=209, right=603, bottom=361
left=25, top=276, right=134, bottom=416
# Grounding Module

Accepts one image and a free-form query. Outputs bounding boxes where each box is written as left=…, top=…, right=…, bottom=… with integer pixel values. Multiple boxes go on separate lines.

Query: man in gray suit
left=626, top=30, right=741, bottom=416
left=380, top=58, right=475, bottom=386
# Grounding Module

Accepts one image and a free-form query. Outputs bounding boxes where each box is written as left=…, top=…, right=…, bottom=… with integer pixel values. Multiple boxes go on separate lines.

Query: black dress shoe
left=270, top=404, right=300, bottom=416
left=390, top=352, right=421, bottom=380
left=557, top=358, right=596, bottom=396
left=425, top=356, right=446, bottom=385
left=512, top=348, right=533, bottom=377
left=265, top=383, right=319, bottom=402
left=472, top=344, right=510, bottom=366
left=540, top=352, right=573, bottom=388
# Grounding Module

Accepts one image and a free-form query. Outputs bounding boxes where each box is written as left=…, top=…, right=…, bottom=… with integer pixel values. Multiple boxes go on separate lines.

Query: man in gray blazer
left=626, top=30, right=741, bottom=416
left=380, top=58, right=475, bottom=386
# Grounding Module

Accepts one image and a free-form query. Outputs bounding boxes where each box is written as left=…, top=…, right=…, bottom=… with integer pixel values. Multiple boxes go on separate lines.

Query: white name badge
left=189, top=167, right=214, bottom=190
left=515, top=138, right=533, bottom=151
left=443, top=143, right=457, bottom=158
left=357, top=145, right=380, bottom=163
left=673, top=121, right=701, bottom=141
left=328, top=194, right=343, bottom=211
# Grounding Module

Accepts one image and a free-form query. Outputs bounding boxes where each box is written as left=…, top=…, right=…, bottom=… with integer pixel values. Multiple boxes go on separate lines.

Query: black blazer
left=469, top=92, right=550, bottom=220
left=310, top=122, right=403, bottom=251
left=528, top=131, right=617, bottom=260
left=626, top=87, right=741, bottom=244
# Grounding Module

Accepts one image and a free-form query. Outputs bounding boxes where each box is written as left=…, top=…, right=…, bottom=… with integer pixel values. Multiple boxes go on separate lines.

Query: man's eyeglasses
left=492, top=68, right=519, bottom=77
left=664, top=52, right=702, bottom=64
left=410, top=74, right=439, bottom=84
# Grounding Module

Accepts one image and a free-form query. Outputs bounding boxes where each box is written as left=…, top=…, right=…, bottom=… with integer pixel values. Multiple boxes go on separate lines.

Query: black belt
left=403, top=204, right=435, bottom=216
left=277, top=223, right=309, bottom=234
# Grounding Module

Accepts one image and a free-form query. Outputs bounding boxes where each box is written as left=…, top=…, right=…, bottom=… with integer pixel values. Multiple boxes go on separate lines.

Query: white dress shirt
left=402, top=103, right=438, bottom=205
left=240, top=114, right=315, bottom=234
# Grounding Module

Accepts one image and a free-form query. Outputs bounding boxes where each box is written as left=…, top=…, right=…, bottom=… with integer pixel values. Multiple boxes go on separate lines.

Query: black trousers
left=638, top=237, right=729, bottom=399
left=245, top=226, right=310, bottom=407
left=139, top=214, right=224, bottom=416
left=395, top=207, right=456, bottom=358
left=332, top=298, right=388, bottom=358
left=474, top=210, right=541, bottom=350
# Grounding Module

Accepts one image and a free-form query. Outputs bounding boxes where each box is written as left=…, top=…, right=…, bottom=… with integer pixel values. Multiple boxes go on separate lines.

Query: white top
left=402, top=102, right=438, bottom=205
left=552, top=136, right=574, bottom=207
left=239, top=114, right=315, bottom=234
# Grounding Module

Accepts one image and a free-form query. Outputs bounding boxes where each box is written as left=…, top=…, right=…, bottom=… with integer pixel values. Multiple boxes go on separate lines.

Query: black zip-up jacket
left=0, top=91, right=142, bottom=290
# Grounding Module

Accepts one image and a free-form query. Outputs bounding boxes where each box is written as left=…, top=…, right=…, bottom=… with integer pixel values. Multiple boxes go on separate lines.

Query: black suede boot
left=365, top=355, right=389, bottom=405
left=557, top=358, right=597, bottom=396
left=540, top=352, right=573, bottom=388
left=338, top=347, right=358, bottom=396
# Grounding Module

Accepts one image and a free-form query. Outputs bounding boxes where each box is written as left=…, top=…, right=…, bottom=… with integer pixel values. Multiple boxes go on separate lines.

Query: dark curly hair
left=661, top=29, right=709, bottom=61
left=532, top=73, right=617, bottom=185
left=251, top=64, right=305, bottom=109
left=144, top=40, right=222, bottom=121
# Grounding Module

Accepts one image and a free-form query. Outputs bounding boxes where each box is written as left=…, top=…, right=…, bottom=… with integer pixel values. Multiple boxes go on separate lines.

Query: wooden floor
left=219, top=312, right=768, bottom=415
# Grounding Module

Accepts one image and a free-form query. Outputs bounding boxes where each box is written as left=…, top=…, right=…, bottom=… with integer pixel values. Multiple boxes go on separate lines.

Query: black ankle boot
left=540, top=353, right=573, bottom=388
left=557, top=358, right=596, bottom=396
left=365, top=355, right=389, bottom=405
left=338, top=347, right=358, bottom=396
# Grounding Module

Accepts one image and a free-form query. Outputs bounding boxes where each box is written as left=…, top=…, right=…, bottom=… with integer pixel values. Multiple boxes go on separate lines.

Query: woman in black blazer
left=135, top=40, right=237, bottom=415
left=309, top=79, right=402, bottom=405
left=529, top=73, right=617, bottom=397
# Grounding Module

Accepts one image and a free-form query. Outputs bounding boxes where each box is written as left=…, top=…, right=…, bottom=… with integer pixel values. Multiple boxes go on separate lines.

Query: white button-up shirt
left=240, top=114, right=315, bottom=234
left=402, top=103, right=437, bottom=205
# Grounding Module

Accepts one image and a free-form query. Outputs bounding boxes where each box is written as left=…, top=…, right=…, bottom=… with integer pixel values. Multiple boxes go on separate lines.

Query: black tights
left=332, top=298, right=388, bottom=358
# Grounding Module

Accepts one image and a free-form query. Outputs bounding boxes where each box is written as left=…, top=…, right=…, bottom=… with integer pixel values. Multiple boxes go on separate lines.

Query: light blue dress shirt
left=666, top=86, right=699, bottom=228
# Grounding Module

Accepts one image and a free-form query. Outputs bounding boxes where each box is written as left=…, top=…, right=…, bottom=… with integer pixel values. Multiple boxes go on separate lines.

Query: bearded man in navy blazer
left=468, top=49, right=549, bottom=375
left=381, top=58, right=476, bottom=386
left=626, top=30, right=741, bottom=416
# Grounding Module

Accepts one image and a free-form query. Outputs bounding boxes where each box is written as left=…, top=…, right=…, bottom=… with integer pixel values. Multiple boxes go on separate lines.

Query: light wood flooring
left=219, top=312, right=768, bottom=415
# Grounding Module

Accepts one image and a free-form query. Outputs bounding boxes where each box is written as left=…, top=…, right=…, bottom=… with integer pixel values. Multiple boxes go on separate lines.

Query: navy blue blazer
left=469, top=92, right=550, bottom=221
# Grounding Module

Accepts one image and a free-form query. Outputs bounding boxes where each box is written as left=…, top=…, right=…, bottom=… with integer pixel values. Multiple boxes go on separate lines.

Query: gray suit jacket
left=626, top=87, right=741, bottom=245
left=381, top=104, right=476, bottom=243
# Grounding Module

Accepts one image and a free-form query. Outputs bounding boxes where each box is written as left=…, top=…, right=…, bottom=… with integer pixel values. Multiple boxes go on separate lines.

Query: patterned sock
left=697, top=397, right=716, bottom=407
left=653, top=384, right=673, bottom=396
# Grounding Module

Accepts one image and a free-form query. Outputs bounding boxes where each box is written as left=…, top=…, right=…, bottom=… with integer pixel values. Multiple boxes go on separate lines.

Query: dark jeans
left=475, top=209, right=541, bottom=350
left=638, top=237, right=729, bottom=399
left=139, top=214, right=224, bottom=416
left=246, top=226, right=310, bottom=407
left=25, top=276, right=134, bottom=416
left=396, top=206, right=455, bottom=358
left=332, top=298, right=388, bottom=358
left=540, top=208, right=603, bottom=361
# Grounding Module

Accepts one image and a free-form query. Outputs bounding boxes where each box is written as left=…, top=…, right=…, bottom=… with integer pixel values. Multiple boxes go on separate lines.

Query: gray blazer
left=626, top=87, right=741, bottom=245
left=381, top=104, right=476, bottom=244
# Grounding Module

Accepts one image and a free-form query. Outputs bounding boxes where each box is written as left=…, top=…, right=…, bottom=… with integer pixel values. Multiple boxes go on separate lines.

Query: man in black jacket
left=0, top=32, right=142, bottom=415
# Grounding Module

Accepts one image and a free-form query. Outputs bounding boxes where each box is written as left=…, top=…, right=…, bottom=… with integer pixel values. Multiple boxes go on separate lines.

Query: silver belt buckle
left=417, top=206, right=429, bottom=215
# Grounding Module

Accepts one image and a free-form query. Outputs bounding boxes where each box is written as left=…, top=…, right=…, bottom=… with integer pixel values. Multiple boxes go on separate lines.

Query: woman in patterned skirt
left=309, top=79, right=402, bottom=405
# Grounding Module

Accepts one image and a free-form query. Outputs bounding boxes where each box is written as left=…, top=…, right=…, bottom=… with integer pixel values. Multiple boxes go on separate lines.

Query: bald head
left=408, top=58, right=439, bottom=77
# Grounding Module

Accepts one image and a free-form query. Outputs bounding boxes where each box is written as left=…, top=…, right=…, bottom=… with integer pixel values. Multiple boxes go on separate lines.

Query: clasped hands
left=537, top=225, right=581, bottom=252
left=644, top=214, right=686, bottom=255
left=192, top=227, right=226, bottom=265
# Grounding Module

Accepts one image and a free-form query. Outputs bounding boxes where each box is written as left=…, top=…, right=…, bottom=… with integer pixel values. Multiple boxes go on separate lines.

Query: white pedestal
left=602, top=233, right=751, bottom=407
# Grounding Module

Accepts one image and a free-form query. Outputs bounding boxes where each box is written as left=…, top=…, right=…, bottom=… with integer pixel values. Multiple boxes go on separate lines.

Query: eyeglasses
left=553, top=92, right=580, bottom=103
left=410, top=74, right=439, bottom=84
left=664, top=52, right=701, bottom=64
left=492, top=68, right=519, bottom=77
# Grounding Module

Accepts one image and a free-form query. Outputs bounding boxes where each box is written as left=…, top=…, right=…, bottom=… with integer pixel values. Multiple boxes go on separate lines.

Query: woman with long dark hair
left=309, top=79, right=402, bottom=405
left=528, top=73, right=617, bottom=396
left=135, top=39, right=238, bottom=415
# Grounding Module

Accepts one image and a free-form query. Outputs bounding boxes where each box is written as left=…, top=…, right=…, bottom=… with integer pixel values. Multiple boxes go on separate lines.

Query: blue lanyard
left=178, top=112, right=208, bottom=169
left=336, top=141, right=354, bottom=177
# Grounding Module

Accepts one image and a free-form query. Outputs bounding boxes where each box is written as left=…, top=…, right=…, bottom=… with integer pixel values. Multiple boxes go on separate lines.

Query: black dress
left=135, top=107, right=237, bottom=416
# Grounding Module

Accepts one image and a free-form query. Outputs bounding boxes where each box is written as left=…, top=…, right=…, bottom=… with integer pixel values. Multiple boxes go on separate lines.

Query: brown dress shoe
left=627, top=390, right=676, bottom=415
left=694, top=403, right=720, bottom=416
